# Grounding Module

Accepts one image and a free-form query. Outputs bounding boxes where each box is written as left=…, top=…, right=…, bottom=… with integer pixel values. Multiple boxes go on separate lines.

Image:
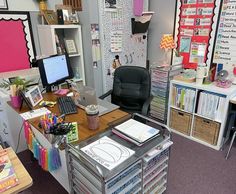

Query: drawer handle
left=3, top=129, right=8, bottom=135
left=203, top=119, right=210, bottom=124
left=178, top=112, right=184, bottom=116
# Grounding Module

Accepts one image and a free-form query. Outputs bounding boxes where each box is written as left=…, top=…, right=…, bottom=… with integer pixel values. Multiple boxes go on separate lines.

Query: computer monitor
left=38, top=54, right=73, bottom=90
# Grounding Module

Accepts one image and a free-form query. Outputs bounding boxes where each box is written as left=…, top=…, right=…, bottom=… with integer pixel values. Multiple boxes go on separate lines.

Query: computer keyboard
left=57, top=96, right=78, bottom=115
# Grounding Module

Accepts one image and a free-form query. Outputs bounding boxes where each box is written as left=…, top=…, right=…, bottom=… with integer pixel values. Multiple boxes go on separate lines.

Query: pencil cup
left=10, top=95, right=22, bottom=108
left=85, top=105, right=99, bottom=130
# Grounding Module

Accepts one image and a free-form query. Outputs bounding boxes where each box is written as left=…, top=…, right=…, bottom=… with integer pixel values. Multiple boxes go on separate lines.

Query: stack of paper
left=81, top=136, right=135, bottom=170
left=112, top=119, right=160, bottom=146
left=196, top=92, right=225, bottom=122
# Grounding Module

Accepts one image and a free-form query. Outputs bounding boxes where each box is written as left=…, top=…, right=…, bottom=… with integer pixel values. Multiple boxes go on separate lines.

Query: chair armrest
left=99, top=89, right=113, bottom=99
left=141, top=95, right=153, bottom=116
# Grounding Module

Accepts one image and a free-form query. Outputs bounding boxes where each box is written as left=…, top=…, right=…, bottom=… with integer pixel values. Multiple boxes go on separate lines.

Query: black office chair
left=99, top=66, right=152, bottom=116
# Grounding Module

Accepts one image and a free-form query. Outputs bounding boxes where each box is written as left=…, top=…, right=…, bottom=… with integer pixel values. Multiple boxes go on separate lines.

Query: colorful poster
left=180, top=36, right=191, bottom=53
left=189, top=42, right=206, bottom=63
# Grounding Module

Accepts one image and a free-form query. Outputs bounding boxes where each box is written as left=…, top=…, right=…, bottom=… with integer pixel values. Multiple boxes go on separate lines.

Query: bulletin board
left=98, top=0, right=148, bottom=91
left=174, top=0, right=221, bottom=69
left=212, top=0, right=236, bottom=76
left=0, top=11, right=35, bottom=73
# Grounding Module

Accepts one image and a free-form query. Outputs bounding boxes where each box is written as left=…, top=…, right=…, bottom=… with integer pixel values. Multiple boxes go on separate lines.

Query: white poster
left=81, top=136, right=135, bottom=170
left=110, top=31, right=123, bottom=52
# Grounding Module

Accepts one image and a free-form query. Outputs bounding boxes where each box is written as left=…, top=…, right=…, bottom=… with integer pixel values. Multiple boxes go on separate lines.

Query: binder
left=112, top=118, right=160, bottom=146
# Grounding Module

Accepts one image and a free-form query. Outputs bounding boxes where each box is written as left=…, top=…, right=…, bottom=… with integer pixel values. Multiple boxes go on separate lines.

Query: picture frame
left=42, top=10, right=58, bottom=25
left=26, top=86, right=43, bottom=107
left=0, top=0, right=8, bottom=10
left=55, top=4, right=72, bottom=24
left=64, top=39, right=78, bottom=54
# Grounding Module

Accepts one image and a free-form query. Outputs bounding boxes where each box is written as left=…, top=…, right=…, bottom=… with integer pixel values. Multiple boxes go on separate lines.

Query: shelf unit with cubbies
left=167, top=80, right=236, bottom=150
left=37, top=24, right=85, bottom=86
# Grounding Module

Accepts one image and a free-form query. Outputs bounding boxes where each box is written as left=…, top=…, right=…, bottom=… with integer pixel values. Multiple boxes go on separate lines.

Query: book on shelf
left=112, top=119, right=160, bottom=146
left=0, top=150, right=19, bottom=192
left=196, top=91, right=225, bottom=121
left=171, top=86, right=195, bottom=112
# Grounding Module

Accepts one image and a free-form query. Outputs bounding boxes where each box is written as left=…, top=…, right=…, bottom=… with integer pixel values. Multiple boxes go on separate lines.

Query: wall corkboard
left=0, top=11, right=35, bottom=73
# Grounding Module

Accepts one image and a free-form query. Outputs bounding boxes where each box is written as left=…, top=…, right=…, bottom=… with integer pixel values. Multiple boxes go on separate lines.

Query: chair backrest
left=111, top=66, right=151, bottom=112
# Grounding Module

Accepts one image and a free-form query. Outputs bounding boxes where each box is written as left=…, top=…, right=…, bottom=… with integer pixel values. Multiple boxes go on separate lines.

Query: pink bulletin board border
left=173, top=0, right=222, bottom=69
left=0, top=11, right=36, bottom=73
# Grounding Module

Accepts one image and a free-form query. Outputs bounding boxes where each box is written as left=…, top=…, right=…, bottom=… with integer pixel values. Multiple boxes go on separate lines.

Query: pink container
left=85, top=105, right=99, bottom=130
left=10, top=95, right=22, bottom=108
left=133, top=0, right=144, bottom=16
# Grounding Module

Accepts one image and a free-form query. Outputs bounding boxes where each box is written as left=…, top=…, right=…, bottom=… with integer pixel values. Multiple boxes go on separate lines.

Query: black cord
left=15, top=122, right=24, bottom=153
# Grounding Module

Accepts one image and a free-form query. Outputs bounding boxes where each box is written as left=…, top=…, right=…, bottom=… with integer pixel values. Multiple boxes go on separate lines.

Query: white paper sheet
left=81, top=136, right=135, bottom=170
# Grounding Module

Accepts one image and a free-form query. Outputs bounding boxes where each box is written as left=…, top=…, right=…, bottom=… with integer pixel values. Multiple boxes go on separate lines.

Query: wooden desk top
left=10, top=92, right=129, bottom=143
left=0, top=147, right=33, bottom=194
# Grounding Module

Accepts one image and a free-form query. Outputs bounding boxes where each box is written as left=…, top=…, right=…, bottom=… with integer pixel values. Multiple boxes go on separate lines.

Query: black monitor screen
left=38, top=55, right=73, bottom=87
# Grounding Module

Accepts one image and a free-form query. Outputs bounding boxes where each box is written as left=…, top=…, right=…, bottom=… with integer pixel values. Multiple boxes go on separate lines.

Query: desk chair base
left=225, top=130, right=236, bottom=160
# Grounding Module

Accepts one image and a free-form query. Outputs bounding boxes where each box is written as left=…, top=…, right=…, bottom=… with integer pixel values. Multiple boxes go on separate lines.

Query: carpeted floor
left=166, top=134, right=236, bottom=194
left=17, top=133, right=236, bottom=194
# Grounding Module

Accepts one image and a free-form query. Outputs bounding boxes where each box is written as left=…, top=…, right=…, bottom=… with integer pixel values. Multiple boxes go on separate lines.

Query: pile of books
left=112, top=119, right=160, bottom=146
left=0, top=150, right=18, bottom=192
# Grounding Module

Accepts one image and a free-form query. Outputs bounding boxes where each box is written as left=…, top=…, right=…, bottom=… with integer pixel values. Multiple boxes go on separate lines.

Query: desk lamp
left=160, top=34, right=175, bottom=66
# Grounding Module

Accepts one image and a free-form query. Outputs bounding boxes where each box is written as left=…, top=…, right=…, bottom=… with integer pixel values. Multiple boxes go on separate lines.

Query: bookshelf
left=37, top=25, right=85, bottom=86
left=167, top=80, right=236, bottom=150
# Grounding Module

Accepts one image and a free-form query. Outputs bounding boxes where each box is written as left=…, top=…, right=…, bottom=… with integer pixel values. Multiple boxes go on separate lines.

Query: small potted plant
left=173, top=48, right=183, bottom=66
left=0, top=77, right=32, bottom=108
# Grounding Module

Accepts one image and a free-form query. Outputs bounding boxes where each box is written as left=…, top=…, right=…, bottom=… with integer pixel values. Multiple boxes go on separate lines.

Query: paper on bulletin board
left=92, top=40, right=101, bottom=63
left=194, top=28, right=210, bottom=36
left=110, top=31, right=123, bottom=52
left=91, top=24, right=101, bottom=65
left=198, top=0, right=214, bottom=3
left=180, top=18, right=195, bottom=26
left=91, top=24, right=99, bottom=40
left=111, top=9, right=123, bottom=29
left=180, top=36, right=191, bottom=53
left=197, top=7, right=213, bottom=15
left=189, top=42, right=206, bottom=63
left=182, top=8, right=197, bottom=16
left=183, top=0, right=196, bottom=4
left=180, top=29, right=194, bottom=36
left=105, top=0, right=118, bottom=11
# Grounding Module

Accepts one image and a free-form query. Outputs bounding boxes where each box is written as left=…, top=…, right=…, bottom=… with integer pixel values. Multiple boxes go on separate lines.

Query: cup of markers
left=39, top=113, right=64, bottom=134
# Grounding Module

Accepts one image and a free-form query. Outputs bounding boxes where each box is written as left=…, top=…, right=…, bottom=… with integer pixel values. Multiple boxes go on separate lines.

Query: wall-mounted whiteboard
left=0, top=11, right=35, bottom=73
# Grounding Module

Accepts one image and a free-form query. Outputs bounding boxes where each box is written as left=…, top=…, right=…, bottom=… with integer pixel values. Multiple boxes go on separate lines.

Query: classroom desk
left=8, top=92, right=129, bottom=192
left=0, top=146, right=33, bottom=194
